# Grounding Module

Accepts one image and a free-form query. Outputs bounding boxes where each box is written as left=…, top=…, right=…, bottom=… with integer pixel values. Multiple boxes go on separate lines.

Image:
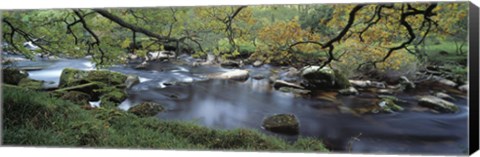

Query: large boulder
left=55, top=82, right=105, bottom=100
left=59, top=68, right=128, bottom=88
left=128, top=102, right=165, bottom=117
left=3, top=68, right=28, bottom=85
left=300, top=66, right=350, bottom=90
left=262, top=113, right=299, bottom=135
left=207, top=69, right=250, bottom=81
left=418, top=96, right=458, bottom=113
left=58, top=68, right=133, bottom=100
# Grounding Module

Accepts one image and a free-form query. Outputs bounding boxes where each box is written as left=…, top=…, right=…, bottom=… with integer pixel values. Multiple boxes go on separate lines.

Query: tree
left=2, top=2, right=468, bottom=73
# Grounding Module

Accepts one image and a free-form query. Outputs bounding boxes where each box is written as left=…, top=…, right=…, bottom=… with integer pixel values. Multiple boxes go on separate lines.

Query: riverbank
left=2, top=85, right=328, bottom=152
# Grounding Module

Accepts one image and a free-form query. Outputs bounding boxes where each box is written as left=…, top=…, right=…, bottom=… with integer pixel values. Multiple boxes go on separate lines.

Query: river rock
left=349, top=80, right=370, bottom=88
left=128, top=102, right=165, bottom=117
left=286, top=67, right=299, bottom=77
left=262, top=113, right=299, bottom=135
left=125, top=75, right=140, bottom=89
left=60, top=91, right=91, bottom=105
left=3, top=68, right=28, bottom=85
left=220, top=60, right=242, bottom=68
left=207, top=69, right=250, bottom=81
left=418, top=96, right=458, bottom=113
left=135, top=61, right=148, bottom=69
left=147, top=51, right=176, bottom=61
left=100, top=88, right=128, bottom=104
left=378, top=89, right=394, bottom=95
left=458, top=84, right=468, bottom=92
left=278, top=87, right=311, bottom=96
left=435, top=92, right=455, bottom=101
left=58, top=68, right=130, bottom=100
left=300, top=66, right=350, bottom=90
left=252, top=74, right=265, bottom=80
left=349, top=80, right=386, bottom=89
left=399, top=76, right=415, bottom=90
left=273, top=80, right=304, bottom=89
left=433, top=76, right=457, bottom=87
left=59, top=68, right=128, bottom=88
left=252, top=60, right=263, bottom=67
left=377, top=99, right=404, bottom=113
left=338, top=87, right=359, bottom=95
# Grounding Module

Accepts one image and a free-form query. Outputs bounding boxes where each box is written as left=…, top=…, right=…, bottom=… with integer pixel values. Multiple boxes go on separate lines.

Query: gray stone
left=338, top=87, right=359, bottom=95
left=459, top=84, right=468, bottom=92
left=435, top=92, right=455, bottom=101
left=262, top=114, right=299, bottom=135
left=207, top=69, right=250, bottom=81
left=273, top=80, right=304, bottom=89
left=418, top=96, right=458, bottom=113
left=253, top=60, right=263, bottom=67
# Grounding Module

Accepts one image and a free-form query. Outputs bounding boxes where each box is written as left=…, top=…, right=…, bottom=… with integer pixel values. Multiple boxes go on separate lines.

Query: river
left=3, top=53, right=469, bottom=155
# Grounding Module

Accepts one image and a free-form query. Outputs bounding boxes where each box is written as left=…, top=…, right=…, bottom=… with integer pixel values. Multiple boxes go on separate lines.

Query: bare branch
left=93, top=9, right=178, bottom=42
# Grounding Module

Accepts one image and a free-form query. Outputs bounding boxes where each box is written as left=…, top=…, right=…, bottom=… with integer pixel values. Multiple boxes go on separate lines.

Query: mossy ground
left=2, top=85, right=329, bottom=152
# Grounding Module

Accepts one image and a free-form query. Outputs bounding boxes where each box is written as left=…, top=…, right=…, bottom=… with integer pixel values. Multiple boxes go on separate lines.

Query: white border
left=1, top=0, right=479, bottom=157
left=0, top=0, right=471, bottom=10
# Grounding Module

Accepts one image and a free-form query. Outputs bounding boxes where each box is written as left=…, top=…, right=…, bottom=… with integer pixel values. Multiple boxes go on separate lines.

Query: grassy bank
left=2, top=85, right=328, bottom=152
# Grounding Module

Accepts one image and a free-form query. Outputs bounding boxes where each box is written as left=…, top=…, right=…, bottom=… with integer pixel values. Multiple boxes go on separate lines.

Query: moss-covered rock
left=18, top=78, right=44, bottom=90
left=100, top=89, right=128, bottom=104
left=59, top=68, right=128, bottom=88
left=3, top=68, right=29, bottom=85
left=128, top=102, right=165, bottom=117
left=262, top=113, right=299, bottom=135
left=378, top=98, right=404, bottom=113
left=58, top=68, right=89, bottom=88
left=418, top=96, right=458, bottom=113
left=60, top=91, right=91, bottom=105
left=58, top=68, right=133, bottom=100
left=55, top=82, right=105, bottom=101
left=300, top=66, right=350, bottom=90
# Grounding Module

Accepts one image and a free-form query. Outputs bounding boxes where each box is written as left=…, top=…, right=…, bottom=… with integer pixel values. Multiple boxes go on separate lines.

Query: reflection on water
left=9, top=56, right=468, bottom=155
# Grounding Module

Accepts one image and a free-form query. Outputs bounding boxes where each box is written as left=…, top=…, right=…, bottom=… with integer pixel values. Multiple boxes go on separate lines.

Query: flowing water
left=5, top=54, right=469, bottom=155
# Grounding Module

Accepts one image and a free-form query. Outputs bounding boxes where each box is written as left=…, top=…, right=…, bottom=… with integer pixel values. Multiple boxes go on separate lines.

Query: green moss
left=99, top=88, right=127, bottom=104
left=59, top=68, right=128, bottom=89
left=333, top=69, right=351, bottom=89
left=128, top=102, right=165, bottom=117
left=60, top=91, right=91, bottom=105
left=86, top=70, right=128, bottom=87
left=18, top=78, right=44, bottom=90
left=58, top=68, right=89, bottom=88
